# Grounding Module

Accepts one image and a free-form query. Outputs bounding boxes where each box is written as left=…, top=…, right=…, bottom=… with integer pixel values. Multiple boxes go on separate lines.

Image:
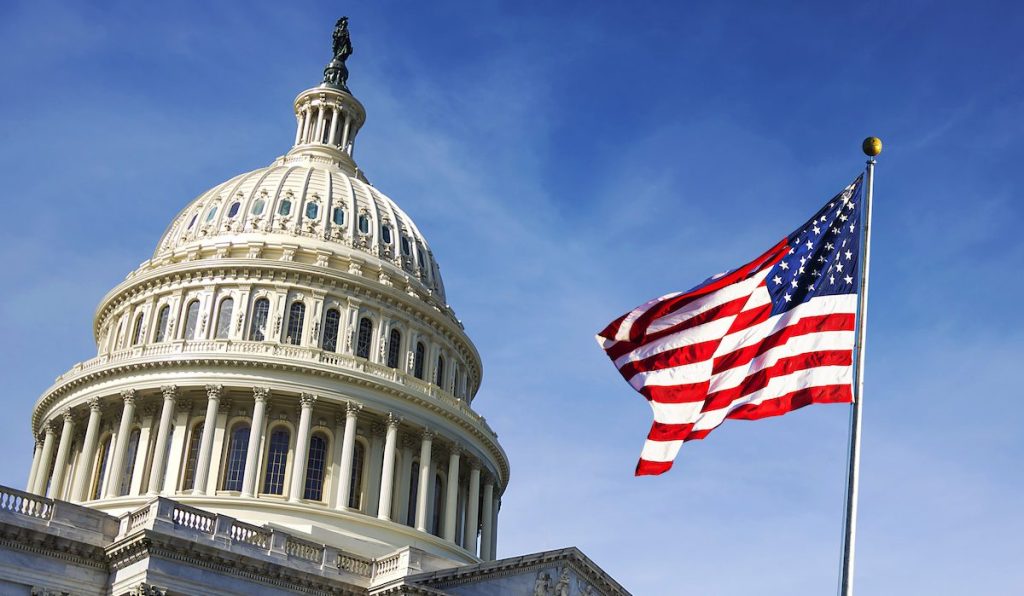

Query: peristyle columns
left=480, top=480, right=495, bottom=560
left=72, top=399, right=103, bottom=502
left=289, top=393, right=317, bottom=502
left=336, top=402, right=361, bottom=510
left=32, top=423, right=57, bottom=495
left=376, top=413, right=401, bottom=520
left=464, top=464, right=481, bottom=554
left=192, top=384, right=222, bottom=495
left=146, top=385, right=178, bottom=495
left=105, top=389, right=137, bottom=497
left=414, top=429, right=435, bottom=531
left=46, top=410, right=76, bottom=498
left=242, top=387, right=270, bottom=497
left=443, top=447, right=461, bottom=541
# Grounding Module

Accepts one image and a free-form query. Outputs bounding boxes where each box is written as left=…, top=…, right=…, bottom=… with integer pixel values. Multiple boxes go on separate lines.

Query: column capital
left=204, top=384, right=223, bottom=400
left=385, top=412, right=402, bottom=429
left=42, top=420, right=56, bottom=435
left=345, top=401, right=363, bottom=416
left=61, top=408, right=74, bottom=423
left=160, top=385, right=179, bottom=402
left=299, top=393, right=318, bottom=408
left=87, top=397, right=102, bottom=412
left=120, top=388, right=137, bottom=404
left=253, top=386, right=271, bottom=403
left=421, top=428, right=436, bottom=442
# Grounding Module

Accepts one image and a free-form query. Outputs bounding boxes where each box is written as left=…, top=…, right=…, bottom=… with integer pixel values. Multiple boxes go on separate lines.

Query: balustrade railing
left=285, top=536, right=324, bottom=563
left=337, top=552, right=373, bottom=577
left=170, top=503, right=215, bottom=534
left=52, top=340, right=482, bottom=424
left=0, top=487, right=52, bottom=520
left=373, top=552, right=402, bottom=578
left=229, top=520, right=271, bottom=548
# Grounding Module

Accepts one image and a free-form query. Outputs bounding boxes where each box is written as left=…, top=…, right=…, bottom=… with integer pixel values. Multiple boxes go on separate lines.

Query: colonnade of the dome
left=26, top=383, right=502, bottom=560
left=292, top=86, right=365, bottom=156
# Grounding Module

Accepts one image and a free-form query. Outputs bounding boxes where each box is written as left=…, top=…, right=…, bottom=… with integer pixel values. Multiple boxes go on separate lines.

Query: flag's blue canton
left=766, top=177, right=863, bottom=316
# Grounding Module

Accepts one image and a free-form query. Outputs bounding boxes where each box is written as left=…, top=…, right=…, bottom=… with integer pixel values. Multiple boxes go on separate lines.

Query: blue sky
left=2, top=1, right=1023, bottom=594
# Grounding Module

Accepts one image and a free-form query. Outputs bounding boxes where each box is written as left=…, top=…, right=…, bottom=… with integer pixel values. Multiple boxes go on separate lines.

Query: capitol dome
left=23, top=19, right=508, bottom=570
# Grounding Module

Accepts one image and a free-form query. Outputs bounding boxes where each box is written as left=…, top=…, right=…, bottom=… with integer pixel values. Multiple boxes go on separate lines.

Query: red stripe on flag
left=641, top=380, right=710, bottom=404
left=726, top=302, right=772, bottom=334
left=703, top=350, right=853, bottom=411
left=712, top=313, right=855, bottom=375
left=618, top=338, right=719, bottom=378
left=635, top=459, right=674, bottom=476
left=647, top=421, right=695, bottom=442
left=604, top=297, right=747, bottom=361
left=725, top=384, right=853, bottom=420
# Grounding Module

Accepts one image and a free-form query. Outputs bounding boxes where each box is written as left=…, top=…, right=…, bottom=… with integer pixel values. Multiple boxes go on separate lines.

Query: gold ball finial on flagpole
left=862, top=137, right=882, bottom=157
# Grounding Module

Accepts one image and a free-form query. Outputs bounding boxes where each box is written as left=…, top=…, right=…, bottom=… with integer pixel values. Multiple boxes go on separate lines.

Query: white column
left=480, top=480, right=495, bottom=560
left=300, top=107, right=312, bottom=144
left=146, top=386, right=178, bottom=495
left=105, top=389, right=137, bottom=497
left=377, top=414, right=401, bottom=520
left=366, top=427, right=384, bottom=512
left=327, top=107, right=340, bottom=146
left=443, top=447, right=461, bottom=541
left=414, top=430, right=434, bottom=531
left=314, top=106, right=326, bottom=144
left=340, top=114, right=352, bottom=150
left=72, top=399, right=103, bottom=502
left=294, top=112, right=304, bottom=146
left=396, top=437, right=414, bottom=524
left=26, top=438, right=43, bottom=493
left=162, top=401, right=192, bottom=493
left=490, top=496, right=500, bottom=560
left=46, top=410, right=76, bottom=498
left=128, top=408, right=154, bottom=496
left=336, top=402, right=361, bottom=510
left=33, top=423, right=58, bottom=495
left=289, top=393, right=317, bottom=502
left=192, top=384, right=221, bottom=495
left=464, top=464, right=481, bottom=555
left=242, top=387, right=269, bottom=498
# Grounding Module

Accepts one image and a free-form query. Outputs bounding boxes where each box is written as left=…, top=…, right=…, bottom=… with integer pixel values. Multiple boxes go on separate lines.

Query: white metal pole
left=839, top=146, right=877, bottom=596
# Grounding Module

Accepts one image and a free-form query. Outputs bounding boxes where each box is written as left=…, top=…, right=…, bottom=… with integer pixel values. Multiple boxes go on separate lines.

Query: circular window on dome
left=400, top=235, right=411, bottom=256
left=358, top=214, right=370, bottom=234
left=227, top=201, right=240, bottom=218
left=381, top=225, right=393, bottom=244
left=278, top=197, right=293, bottom=217
left=251, top=198, right=266, bottom=216
left=305, top=201, right=319, bottom=220
left=332, top=206, right=345, bottom=226
left=205, top=205, right=218, bottom=223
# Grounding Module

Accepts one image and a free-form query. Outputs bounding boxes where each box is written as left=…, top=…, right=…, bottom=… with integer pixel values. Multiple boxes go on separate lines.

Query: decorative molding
left=204, top=384, right=223, bottom=401
left=120, top=388, right=137, bottom=405
left=253, top=386, right=271, bottom=403
left=160, top=385, right=179, bottom=402
left=299, top=393, right=318, bottom=408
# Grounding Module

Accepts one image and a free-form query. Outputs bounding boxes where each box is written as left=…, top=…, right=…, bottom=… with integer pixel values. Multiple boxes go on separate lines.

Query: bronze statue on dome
left=323, top=16, right=353, bottom=92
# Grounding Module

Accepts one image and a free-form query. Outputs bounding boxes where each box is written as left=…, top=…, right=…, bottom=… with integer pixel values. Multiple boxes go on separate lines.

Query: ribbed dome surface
left=156, top=155, right=446, bottom=302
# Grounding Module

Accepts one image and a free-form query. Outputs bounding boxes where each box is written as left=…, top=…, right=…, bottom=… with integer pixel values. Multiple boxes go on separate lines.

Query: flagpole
left=839, top=137, right=880, bottom=596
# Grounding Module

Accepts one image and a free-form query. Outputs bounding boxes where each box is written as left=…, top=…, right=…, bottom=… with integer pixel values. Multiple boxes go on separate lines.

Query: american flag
left=597, top=176, right=864, bottom=475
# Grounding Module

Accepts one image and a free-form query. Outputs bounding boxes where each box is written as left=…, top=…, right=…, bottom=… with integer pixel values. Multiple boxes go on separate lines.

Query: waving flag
left=597, top=176, right=864, bottom=475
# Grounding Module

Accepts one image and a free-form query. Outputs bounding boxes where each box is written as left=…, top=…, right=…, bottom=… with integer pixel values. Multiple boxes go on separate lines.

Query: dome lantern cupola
left=288, top=16, right=366, bottom=175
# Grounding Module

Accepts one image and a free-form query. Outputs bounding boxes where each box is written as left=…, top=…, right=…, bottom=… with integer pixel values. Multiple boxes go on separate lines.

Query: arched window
left=181, top=423, right=204, bottom=491
left=355, top=317, right=373, bottom=359
left=400, top=236, right=411, bottom=256
left=154, top=305, right=170, bottom=343
left=183, top=300, right=201, bottom=340
left=431, top=472, right=444, bottom=536
left=131, top=313, right=146, bottom=345
left=387, top=329, right=402, bottom=369
left=91, top=435, right=112, bottom=500
left=435, top=355, right=445, bottom=388
left=322, top=309, right=341, bottom=352
left=221, top=424, right=250, bottom=491
left=303, top=433, right=328, bottom=501
left=358, top=213, right=370, bottom=234
left=251, top=197, right=266, bottom=216
left=227, top=201, right=241, bottom=218
left=278, top=197, right=293, bottom=216
left=249, top=298, right=270, bottom=341
left=187, top=213, right=198, bottom=230
left=286, top=302, right=305, bottom=345
left=117, top=429, right=141, bottom=496
left=114, top=319, right=125, bottom=350
left=414, top=342, right=426, bottom=379
left=332, top=206, right=345, bottom=226
left=262, top=428, right=290, bottom=495
left=381, top=225, right=393, bottom=245
left=205, top=205, right=218, bottom=223
left=348, top=441, right=365, bottom=510
left=407, top=460, right=419, bottom=526
left=215, top=298, right=234, bottom=339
